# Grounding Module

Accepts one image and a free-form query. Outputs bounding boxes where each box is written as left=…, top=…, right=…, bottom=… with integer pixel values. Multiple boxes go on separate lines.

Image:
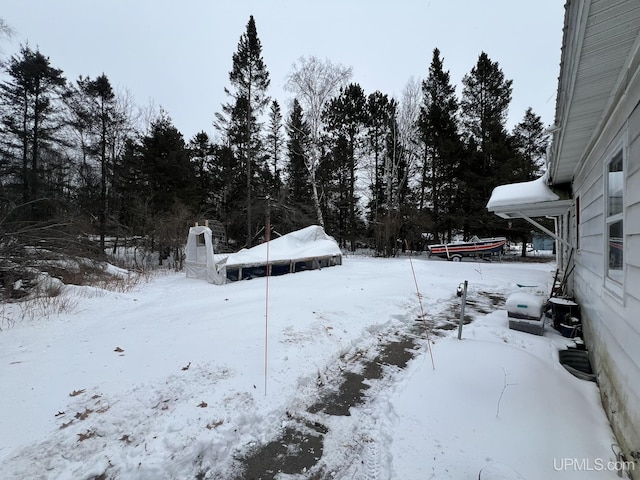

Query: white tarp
left=185, top=226, right=225, bottom=285
left=223, top=225, right=341, bottom=268
left=186, top=225, right=341, bottom=285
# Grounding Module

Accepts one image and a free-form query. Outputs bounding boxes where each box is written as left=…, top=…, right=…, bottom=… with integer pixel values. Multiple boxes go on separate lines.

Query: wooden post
left=458, top=280, right=468, bottom=340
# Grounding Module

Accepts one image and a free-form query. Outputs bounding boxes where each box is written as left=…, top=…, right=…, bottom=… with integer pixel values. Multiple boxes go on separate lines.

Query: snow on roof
left=486, top=172, right=573, bottom=219
left=223, top=225, right=341, bottom=267
left=486, top=174, right=559, bottom=210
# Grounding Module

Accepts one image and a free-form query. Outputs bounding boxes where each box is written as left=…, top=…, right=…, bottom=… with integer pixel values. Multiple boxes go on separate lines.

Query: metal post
left=458, top=280, right=468, bottom=340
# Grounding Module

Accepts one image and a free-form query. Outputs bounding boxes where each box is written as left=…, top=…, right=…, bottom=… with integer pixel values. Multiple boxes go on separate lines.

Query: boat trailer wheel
left=450, top=255, right=462, bottom=262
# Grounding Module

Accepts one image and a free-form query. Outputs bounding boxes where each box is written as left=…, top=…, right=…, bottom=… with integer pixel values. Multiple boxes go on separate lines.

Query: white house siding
left=570, top=92, right=640, bottom=463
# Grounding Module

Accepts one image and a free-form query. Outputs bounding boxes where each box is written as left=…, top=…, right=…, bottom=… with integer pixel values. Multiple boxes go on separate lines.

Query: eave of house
left=548, top=0, right=640, bottom=186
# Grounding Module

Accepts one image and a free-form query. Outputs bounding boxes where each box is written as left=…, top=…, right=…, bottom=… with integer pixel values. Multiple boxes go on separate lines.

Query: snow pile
left=0, top=257, right=625, bottom=479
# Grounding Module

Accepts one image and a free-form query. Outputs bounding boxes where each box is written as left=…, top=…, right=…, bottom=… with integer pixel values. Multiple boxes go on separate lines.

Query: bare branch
left=285, top=56, right=352, bottom=142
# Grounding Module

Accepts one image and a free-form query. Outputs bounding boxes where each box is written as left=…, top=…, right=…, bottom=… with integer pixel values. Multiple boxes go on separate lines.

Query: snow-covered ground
left=0, top=255, right=627, bottom=479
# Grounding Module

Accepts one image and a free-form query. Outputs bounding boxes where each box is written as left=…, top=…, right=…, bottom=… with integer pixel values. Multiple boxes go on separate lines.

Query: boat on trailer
left=428, top=235, right=507, bottom=261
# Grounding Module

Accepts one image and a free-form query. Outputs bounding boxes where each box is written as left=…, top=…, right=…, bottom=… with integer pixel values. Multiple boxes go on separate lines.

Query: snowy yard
left=0, top=255, right=626, bottom=479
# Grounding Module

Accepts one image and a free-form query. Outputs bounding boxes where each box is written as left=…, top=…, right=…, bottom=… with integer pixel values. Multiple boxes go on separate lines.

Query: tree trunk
left=307, top=150, right=324, bottom=228
left=100, top=101, right=107, bottom=252
left=349, top=140, right=356, bottom=252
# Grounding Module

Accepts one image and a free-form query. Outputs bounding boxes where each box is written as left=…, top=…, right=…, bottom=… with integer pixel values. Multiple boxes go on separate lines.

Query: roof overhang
left=486, top=175, right=572, bottom=219
left=548, top=0, right=640, bottom=185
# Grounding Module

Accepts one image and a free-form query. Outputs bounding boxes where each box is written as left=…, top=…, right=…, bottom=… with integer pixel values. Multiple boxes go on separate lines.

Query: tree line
left=0, top=15, right=548, bottom=266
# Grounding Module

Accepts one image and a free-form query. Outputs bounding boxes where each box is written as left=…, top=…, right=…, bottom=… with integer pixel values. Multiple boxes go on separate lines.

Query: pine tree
left=323, top=83, right=367, bottom=250
left=284, top=99, right=314, bottom=227
left=188, top=131, right=216, bottom=211
left=137, top=113, right=199, bottom=263
left=69, top=74, right=117, bottom=249
left=0, top=45, right=67, bottom=219
left=505, top=108, right=551, bottom=256
left=219, top=15, right=270, bottom=247
left=418, top=48, right=463, bottom=243
left=511, top=107, right=548, bottom=180
left=365, top=91, right=397, bottom=254
left=139, top=111, right=196, bottom=216
left=112, top=137, right=143, bottom=233
left=459, top=52, right=513, bottom=238
left=366, top=92, right=392, bottom=219
left=266, top=100, right=284, bottom=191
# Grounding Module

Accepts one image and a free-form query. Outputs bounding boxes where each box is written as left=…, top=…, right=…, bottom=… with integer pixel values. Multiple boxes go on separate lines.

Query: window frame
left=604, top=146, right=625, bottom=296
left=575, top=195, right=580, bottom=252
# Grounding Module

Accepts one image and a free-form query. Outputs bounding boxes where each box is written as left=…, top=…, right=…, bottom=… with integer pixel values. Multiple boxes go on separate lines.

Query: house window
left=575, top=196, right=580, bottom=251
left=606, top=150, right=623, bottom=283
left=196, top=233, right=206, bottom=246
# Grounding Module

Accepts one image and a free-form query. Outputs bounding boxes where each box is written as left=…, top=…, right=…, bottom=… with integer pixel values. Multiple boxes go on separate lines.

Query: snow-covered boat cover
left=223, top=225, right=341, bottom=267
left=187, top=225, right=341, bottom=285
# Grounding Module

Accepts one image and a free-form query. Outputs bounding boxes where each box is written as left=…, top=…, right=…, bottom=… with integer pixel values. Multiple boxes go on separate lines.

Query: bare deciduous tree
left=0, top=18, right=14, bottom=54
left=397, top=77, right=422, bottom=173
left=285, top=56, right=352, bottom=227
left=381, top=78, right=422, bottom=255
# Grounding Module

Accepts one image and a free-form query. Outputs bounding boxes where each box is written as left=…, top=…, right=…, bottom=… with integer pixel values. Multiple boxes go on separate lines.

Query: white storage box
left=506, top=293, right=545, bottom=335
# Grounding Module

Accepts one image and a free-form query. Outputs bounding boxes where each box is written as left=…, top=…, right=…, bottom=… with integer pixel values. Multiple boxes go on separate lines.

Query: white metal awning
left=486, top=175, right=573, bottom=247
left=487, top=175, right=572, bottom=219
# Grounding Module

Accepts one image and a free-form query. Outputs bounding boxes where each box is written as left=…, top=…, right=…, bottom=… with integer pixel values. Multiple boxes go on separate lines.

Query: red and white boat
left=428, top=236, right=507, bottom=261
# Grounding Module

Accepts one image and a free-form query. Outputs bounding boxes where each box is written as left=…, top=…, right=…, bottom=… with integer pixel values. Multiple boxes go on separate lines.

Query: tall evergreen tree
left=323, top=83, right=367, bottom=250
left=0, top=45, right=67, bottom=218
left=504, top=108, right=551, bottom=256
left=219, top=15, right=270, bottom=247
left=365, top=91, right=398, bottom=254
left=460, top=52, right=512, bottom=150
left=418, top=48, right=463, bottom=243
left=366, top=92, right=392, bottom=220
left=266, top=100, right=284, bottom=191
left=134, top=112, right=199, bottom=263
left=188, top=131, right=216, bottom=211
left=139, top=111, right=196, bottom=216
left=69, top=74, right=117, bottom=249
left=112, top=137, right=144, bottom=233
left=459, top=52, right=513, bottom=238
left=284, top=99, right=314, bottom=227
left=511, top=107, right=548, bottom=180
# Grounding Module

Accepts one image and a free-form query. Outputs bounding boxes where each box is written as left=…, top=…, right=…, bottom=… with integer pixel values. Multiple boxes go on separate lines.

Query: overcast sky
left=2, top=1, right=565, bottom=141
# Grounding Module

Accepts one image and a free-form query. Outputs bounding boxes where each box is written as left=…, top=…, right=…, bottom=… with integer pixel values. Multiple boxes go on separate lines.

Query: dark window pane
left=608, top=152, right=623, bottom=216
left=608, top=220, right=623, bottom=272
